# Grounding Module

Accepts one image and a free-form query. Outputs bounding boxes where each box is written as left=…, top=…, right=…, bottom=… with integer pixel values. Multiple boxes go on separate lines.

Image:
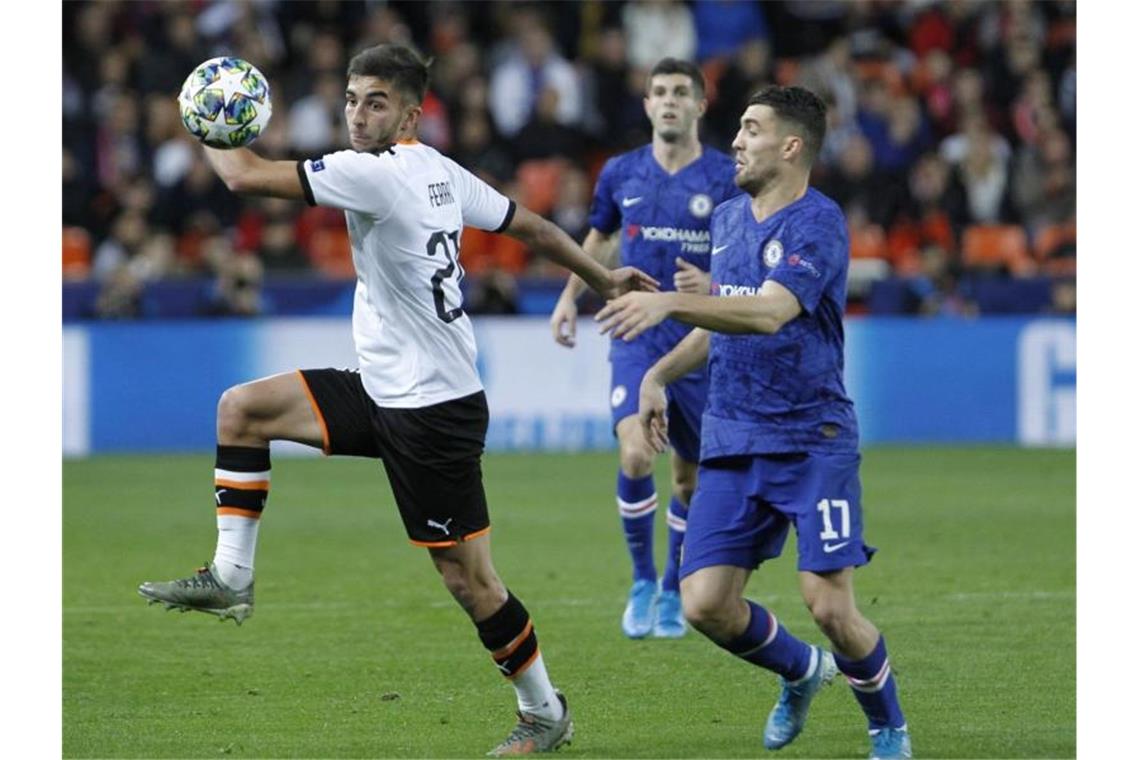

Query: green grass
left=63, top=447, right=1075, bottom=758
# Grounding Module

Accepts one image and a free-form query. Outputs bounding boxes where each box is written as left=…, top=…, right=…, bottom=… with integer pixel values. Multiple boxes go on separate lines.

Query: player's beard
left=735, top=162, right=779, bottom=196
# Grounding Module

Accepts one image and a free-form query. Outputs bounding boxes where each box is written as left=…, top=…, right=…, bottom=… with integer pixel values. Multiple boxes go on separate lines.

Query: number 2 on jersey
left=425, top=230, right=464, bottom=323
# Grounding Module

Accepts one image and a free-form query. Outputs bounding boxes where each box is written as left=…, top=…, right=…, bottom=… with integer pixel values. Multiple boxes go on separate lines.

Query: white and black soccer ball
left=178, top=57, right=272, bottom=149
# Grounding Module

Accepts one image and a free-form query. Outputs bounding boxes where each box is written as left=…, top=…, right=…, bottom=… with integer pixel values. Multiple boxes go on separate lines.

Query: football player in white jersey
left=138, top=43, right=656, bottom=756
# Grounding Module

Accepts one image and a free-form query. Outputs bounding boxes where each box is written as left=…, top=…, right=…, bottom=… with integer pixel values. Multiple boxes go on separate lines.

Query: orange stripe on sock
left=214, top=478, right=270, bottom=491
left=492, top=620, right=534, bottom=660
left=507, top=648, right=541, bottom=680
left=296, top=370, right=331, bottom=455
left=216, top=507, right=262, bottom=519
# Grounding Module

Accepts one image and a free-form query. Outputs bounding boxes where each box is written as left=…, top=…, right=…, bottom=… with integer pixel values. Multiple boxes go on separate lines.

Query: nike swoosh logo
left=622, top=197, right=643, bottom=207
left=711, top=245, right=729, bottom=255
left=823, top=541, right=850, bottom=553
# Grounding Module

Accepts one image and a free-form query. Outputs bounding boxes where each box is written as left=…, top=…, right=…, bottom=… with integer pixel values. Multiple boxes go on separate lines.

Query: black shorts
left=297, top=368, right=490, bottom=547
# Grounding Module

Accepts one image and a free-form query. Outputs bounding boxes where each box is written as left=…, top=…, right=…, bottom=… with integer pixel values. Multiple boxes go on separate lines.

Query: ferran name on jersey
left=428, top=180, right=455, bottom=208
left=763, top=239, right=784, bottom=267
left=689, top=193, right=713, bottom=218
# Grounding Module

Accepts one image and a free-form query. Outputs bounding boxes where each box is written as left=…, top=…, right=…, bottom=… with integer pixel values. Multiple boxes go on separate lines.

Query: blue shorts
left=610, top=354, right=706, bottom=464
left=680, top=452, right=876, bottom=577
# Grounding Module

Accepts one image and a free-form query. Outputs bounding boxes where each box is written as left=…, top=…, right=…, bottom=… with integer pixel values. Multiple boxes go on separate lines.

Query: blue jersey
left=590, top=144, right=740, bottom=359
left=701, top=188, right=859, bottom=459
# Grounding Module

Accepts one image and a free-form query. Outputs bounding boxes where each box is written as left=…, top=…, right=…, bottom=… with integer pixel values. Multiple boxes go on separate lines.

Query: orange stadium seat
left=307, top=227, right=354, bottom=278
left=515, top=159, right=566, bottom=216
left=848, top=224, right=889, bottom=261
left=1033, top=221, right=1076, bottom=261
left=962, top=224, right=1035, bottom=275
left=62, top=226, right=91, bottom=280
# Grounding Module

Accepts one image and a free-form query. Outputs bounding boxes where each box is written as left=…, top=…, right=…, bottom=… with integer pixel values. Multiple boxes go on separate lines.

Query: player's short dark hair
left=747, top=85, right=827, bottom=164
left=347, top=43, right=430, bottom=105
left=646, top=58, right=706, bottom=98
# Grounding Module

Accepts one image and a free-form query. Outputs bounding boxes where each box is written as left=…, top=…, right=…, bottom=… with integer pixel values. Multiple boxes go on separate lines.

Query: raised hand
left=673, top=257, right=711, bottom=294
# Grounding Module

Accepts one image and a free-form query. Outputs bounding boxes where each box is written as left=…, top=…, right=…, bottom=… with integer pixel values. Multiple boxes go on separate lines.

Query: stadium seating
left=307, top=227, right=354, bottom=278
left=63, top=226, right=92, bottom=280
left=515, top=159, right=567, bottom=216
left=962, top=224, right=1035, bottom=276
left=848, top=223, right=889, bottom=261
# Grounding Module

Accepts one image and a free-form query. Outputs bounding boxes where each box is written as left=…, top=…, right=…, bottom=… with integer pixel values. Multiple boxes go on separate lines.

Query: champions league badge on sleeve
left=763, top=239, right=784, bottom=267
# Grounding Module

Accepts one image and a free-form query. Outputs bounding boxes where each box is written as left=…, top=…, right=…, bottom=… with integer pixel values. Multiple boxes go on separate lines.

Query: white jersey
left=298, top=142, right=514, bottom=408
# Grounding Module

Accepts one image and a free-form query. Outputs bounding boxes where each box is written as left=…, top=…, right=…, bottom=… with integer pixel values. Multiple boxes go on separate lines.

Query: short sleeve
left=587, top=158, right=622, bottom=234
left=441, top=157, right=514, bottom=232
left=297, top=150, right=403, bottom=218
left=766, top=210, right=847, bottom=315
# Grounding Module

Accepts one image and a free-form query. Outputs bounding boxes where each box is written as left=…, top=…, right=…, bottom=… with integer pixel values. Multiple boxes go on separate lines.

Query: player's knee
left=681, top=590, right=730, bottom=637
left=216, top=385, right=255, bottom=440
left=618, top=445, right=654, bottom=478
left=806, top=596, right=852, bottom=641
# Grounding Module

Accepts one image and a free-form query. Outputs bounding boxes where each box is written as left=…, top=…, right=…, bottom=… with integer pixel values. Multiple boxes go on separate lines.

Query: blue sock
left=833, top=636, right=906, bottom=730
left=721, top=601, right=813, bottom=682
left=616, top=471, right=657, bottom=583
left=661, top=496, right=688, bottom=593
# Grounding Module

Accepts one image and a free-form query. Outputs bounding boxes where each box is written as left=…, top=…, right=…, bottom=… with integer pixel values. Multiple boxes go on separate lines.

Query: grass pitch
left=63, top=447, right=1074, bottom=758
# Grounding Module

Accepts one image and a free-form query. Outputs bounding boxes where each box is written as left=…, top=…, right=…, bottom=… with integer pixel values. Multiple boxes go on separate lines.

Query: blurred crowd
left=62, top=0, right=1076, bottom=318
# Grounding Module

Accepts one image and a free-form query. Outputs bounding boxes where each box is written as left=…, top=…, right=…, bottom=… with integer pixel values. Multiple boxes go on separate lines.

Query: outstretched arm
left=639, top=328, right=711, bottom=452
left=505, top=206, right=657, bottom=300
left=203, top=147, right=306, bottom=200
left=597, top=280, right=802, bottom=341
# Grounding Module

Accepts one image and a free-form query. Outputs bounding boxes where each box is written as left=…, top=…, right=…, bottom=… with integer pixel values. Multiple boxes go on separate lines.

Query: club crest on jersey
left=763, top=239, right=784, bottom=267
left=689, top=193, right=713, bottom=218
left=611, top=385, right=627, bottom=408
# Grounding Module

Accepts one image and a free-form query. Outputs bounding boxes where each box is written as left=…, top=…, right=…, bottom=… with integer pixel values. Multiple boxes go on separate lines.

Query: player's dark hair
left=747, top=85, right=827, bottom=164
left=347, top=43, right=431, bottom=105
left=646, top=58, right=706, bottom=98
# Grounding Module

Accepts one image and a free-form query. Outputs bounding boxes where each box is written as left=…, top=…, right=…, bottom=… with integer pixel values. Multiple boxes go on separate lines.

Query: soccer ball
left=178, top=57, right=272, bottom=149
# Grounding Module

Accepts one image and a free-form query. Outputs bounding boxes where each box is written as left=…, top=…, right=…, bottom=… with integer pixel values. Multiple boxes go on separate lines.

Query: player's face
left=644, top=73, right=705, bottom=142
left=731, top=104, right=790, bottom=195
left=344, top=75, right=416, bottom=152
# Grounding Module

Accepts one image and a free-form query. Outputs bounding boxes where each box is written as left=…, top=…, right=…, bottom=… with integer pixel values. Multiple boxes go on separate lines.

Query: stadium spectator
left=510, top=86, right=587, bottom=165
left=1011, top=126, right=1075, bottom=234
left=488, top=7, right=582, bottom=138
left=705, top=38, right=773, bottom=149
left=580, top=26, right=648, bottom=150
left=815, top=133, right=901, bottom=229
left=622, top=0, right=697, bottom=71
left=946, top=114, right=1016, bottom=227
left=201, top=250, right=265, bottom=317
left=287, top=73, right=345, bottom=155
left=691, top=0, right=769, bottom=62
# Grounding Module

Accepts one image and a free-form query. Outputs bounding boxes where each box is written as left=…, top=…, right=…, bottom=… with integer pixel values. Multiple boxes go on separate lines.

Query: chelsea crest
left=763, top=239, right=784, bottom=267
left=689, top=193, right=713, bottom=218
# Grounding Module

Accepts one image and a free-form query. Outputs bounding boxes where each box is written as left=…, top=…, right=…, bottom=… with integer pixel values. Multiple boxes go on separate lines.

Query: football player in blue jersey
left=550, top=58, right=740, bottom=639
left=596, top=86, right=912, bottom=759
